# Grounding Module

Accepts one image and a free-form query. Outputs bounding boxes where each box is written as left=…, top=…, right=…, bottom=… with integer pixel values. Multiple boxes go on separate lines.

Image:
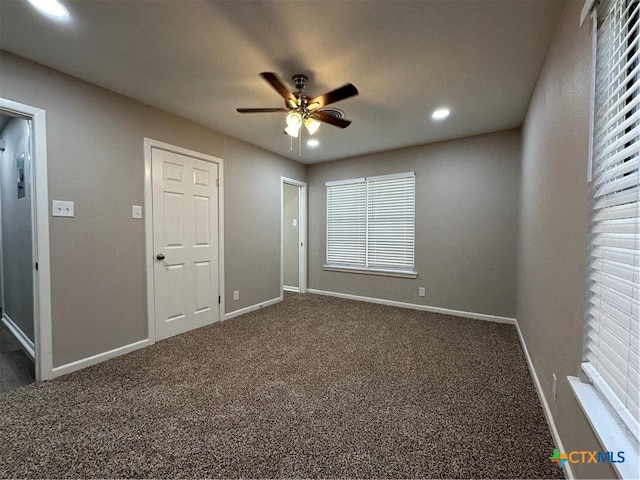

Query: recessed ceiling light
left=307, top=139, right=320, bottom=147
left=27, top=0, right=69, bottom=18
left=431, top=108, right=450, bottom=120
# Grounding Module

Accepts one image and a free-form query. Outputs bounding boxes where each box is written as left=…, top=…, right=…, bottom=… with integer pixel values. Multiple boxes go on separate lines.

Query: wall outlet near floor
left=233, top=290, right=240, bottom=301
left=552, top=373, right=558, bottom=401
left=418, top=287, right=426, bottom=297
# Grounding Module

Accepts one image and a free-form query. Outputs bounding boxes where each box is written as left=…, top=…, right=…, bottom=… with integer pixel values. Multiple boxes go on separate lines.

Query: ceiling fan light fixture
left=304, top=117, right=321, bottom=135
left=285, top=111, right=303, bottom=137
left=286, top=111, right=302, bottom=126
left=236, top=72, right=359, bottom=141
left=285, top=125, right=300, bottom=137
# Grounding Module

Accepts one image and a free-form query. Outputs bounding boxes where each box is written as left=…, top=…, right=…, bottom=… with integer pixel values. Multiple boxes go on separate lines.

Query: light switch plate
left=52, top=200, right=74, bottom=217
left=132, top=205, right=143, bottom=219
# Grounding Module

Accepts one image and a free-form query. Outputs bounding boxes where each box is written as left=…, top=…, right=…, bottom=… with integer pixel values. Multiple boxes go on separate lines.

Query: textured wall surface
left=0, top=51, right=305, bottom=367
left=308, top=129, right=521, bottom=318
left=518, top=1, right=615, bottom=478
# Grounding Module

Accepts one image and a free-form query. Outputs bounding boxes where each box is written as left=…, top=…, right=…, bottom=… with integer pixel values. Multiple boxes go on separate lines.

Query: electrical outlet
left=418, top=287, right=426, bottom=297
left=52, top=200, right=75, bottom=217
left=132, top=205, right=143, bottom=219
left=552, top=373, right=558, bottom=401
left=233, top=290, right=240, bottom=301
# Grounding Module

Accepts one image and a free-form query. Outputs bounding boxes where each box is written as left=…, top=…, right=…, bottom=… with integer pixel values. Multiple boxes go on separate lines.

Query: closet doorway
left=281, top=178, right=307, bottom=294
left=0, top=98, right=52, bottom=384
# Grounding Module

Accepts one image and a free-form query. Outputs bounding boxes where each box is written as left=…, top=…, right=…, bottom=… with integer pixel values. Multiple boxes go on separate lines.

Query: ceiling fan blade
left=260, top=72, right=297, bottom=106
left=236, top=108, right=289, bottom=113
left=310, top=111, right=352, bottom=129
left=309, top=83, right=358, bottom=108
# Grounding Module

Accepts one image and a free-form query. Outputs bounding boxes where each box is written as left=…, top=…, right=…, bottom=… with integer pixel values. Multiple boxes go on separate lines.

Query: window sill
left=323, top=265, right=418, bottom=279
left=568, top=374, right=639, bottom=479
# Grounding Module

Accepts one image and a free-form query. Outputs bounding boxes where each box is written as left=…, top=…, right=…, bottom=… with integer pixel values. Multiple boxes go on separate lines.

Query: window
left=580, top=0, right=639, bottom=452
left=325, top=172, right=416, bottom=276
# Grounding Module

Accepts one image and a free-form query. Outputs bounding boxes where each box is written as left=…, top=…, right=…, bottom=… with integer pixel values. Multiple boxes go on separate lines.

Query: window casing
left=583, top=0, right=640, bottom=442
left=326, top=172, right=415, bottom=276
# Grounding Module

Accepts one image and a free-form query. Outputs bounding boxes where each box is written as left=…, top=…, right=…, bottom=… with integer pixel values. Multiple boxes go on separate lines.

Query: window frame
left=569, top=2, right=639, bottom=477
left=324, top=172, right=417, bottom=278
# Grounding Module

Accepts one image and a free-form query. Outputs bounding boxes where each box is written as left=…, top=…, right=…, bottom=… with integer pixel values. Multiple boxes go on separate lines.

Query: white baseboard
left=283, top=286, right=299, bottom=293
left=51, top=338, right=149, bottom=378
left=306, top=289, right=516, bottom=325
left=515, top=321, right=573, bottom=480
left=2, top=313, right=35, bottom=359
left=224, top=296, right=283, bottom=321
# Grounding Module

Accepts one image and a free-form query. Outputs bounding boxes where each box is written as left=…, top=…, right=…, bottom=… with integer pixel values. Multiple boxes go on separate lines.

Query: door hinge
left=218, top=296, right=221, bottom=304
left=35, top=262, right=38, bottom=271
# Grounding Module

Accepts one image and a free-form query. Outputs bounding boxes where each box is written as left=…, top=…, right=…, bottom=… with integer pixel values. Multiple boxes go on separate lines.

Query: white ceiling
left=0, top=0, right=564, bottom=164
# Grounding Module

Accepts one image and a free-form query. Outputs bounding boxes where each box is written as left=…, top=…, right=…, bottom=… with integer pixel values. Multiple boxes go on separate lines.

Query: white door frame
left=144, top=138, right=225, bottom=345
left=0, top=98, right=53, bottom=382
left=281, top=177, right=307, bottom=294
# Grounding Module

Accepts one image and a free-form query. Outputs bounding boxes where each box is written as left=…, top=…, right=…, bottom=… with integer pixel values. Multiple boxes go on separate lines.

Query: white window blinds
left=326, top=173, right=415, bottom=272
left=326, top=179, right=367, bottom=267
left=585, top=0, right=640, bottom=435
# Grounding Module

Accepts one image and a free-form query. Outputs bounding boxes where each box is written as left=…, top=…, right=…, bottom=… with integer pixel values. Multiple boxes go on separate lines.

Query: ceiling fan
left=236, top=72, right=358, bottom=137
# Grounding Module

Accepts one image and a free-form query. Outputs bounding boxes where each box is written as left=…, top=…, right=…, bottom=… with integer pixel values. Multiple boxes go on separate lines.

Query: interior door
left=152, top=147, right=219, bottom=341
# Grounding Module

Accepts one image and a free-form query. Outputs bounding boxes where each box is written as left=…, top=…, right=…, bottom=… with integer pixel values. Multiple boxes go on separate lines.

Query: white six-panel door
left=152, top=147, right=219, bottom=341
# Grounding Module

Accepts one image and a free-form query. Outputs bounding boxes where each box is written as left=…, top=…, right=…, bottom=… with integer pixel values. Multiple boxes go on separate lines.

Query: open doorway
left=281, top=177, right=307, bottom=294
left=0, top=98, right=52, bottom=384
left=0, top=113, right=35, bottom=392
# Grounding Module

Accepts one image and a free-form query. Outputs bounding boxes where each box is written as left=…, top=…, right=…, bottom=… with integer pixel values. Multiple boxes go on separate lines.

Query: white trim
left=325, top=172, right=415, bottom=187
left=569, top=376, right=639, bottom=480
left=0, top=98, right=53, bottom=382
left=587, top=10, right=597, bottom=182
left=143, top=138, right=225, bottom=345
left=366, top=171, right=415, bottom=182
left=323, top=265, right=418, bottom=279
left=326, top=177, right=365, bottom=187
left=283, top=286, right=299, bottom=293
left=51, top=339, right=149, bottom=378
left=1, top=313, right=35, bottom=359
left=581, top=362, right=640, bottom=443
left=281, top=177, right=307, bottom=295
left=306, top=289, right=516, bottom=325
left=224, top=296, right=282, bottom=321
left=515, top=320, right=574, bottom=480
left=581, top=0, right=597, bottom=26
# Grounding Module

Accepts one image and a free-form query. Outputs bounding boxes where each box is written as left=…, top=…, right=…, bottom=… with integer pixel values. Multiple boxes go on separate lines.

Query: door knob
left=156, top=253, right=165, bottom=261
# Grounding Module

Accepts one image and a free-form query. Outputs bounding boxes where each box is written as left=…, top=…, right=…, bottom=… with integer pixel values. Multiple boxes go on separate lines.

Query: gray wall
left=0, top=116, right=34, bottom=341
left=283, top=183, right=299, bottom=289
left=307, top=130, right=520, bottom=318
left=518, top=1, right=615, bottom=478
left=0, top=51, right=305, bottom=367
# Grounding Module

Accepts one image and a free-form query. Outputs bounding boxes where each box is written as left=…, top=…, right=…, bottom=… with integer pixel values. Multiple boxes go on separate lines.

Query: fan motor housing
left=292, top=74, right=308, bottom=91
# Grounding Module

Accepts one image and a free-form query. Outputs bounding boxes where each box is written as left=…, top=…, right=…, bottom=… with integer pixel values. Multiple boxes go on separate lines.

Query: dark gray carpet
left=0, top=294, right=563, bottom=479
left=0, top=324, right=35, bottom=394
